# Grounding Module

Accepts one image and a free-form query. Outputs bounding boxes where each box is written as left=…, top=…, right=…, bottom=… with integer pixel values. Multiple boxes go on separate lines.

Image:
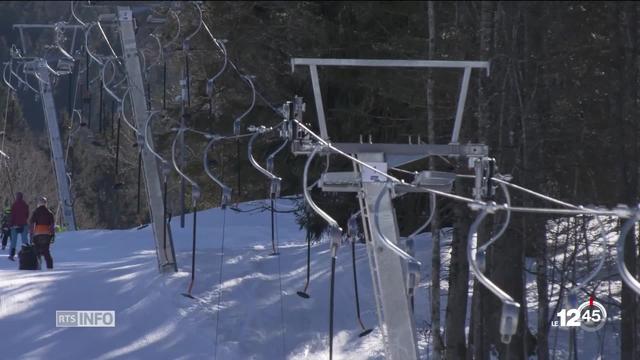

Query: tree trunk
left=444, top=168, right=471, bottom=360
left=619, top=4, right=639, bottom=359
left=426, top=2, right=443, bottom=358
left=470, top=2, right=493, bottom=359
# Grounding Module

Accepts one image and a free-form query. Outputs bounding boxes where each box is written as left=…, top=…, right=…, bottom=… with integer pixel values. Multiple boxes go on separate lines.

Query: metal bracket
left=291, top=58, right=490, bottom=144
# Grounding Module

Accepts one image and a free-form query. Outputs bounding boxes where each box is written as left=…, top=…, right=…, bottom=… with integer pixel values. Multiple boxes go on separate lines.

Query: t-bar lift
left=291, top=58, right=490, bottom=360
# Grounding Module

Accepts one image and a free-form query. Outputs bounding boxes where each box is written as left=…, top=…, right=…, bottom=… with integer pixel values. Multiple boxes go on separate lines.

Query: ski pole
left=296, top=230, right=312, bottom=299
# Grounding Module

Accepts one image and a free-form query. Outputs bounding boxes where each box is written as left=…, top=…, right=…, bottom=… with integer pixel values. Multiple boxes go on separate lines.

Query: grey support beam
left=35, top=60, right=77, bottom=230
left=118, top=6, right=177, bottom=272
left=357, top=153, right=419, bottom=360
left=291, top=58, right=490, bottom=71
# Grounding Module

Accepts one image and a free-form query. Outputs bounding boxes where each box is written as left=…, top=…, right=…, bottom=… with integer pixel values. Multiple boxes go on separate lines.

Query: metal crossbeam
left=292, top=141, right=488, bottom=166
left=12, top=24, right=84, bottom=29
left=291, top=58, right=490, bottom=71
left=291, top=57, right=490, bottom=144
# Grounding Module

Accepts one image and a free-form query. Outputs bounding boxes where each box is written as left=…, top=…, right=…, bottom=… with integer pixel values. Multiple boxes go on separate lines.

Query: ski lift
left=565, top=214, right=608, bottom=308
left=617, top=209, right=640, bottom=295
left=2, top=62, right=17, bottom=92
left=202, top=20, right=228, bottom=115
left=467, top=206, right=520, bottom=344
left=346, top=211, right=374, bottom=337
left=144, top=111, right=175, bottom=265
left=372, top=183, right=422, bottom=265
left=247, top=123, right=288, bottom=255
left=301, top=145, right=345, bottom=359
left=204, top=135, right=232, bottom=208
left=171, top=126, right=202, bottom=299
left=202, top=128, right=234, bottom=359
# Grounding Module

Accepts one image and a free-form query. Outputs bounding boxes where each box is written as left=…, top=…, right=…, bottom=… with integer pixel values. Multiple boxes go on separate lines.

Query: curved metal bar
left=102, top=58, right=123, bottom=103
left=11, top=63, right=38, bottom=93
left=247, top=128, right=280, bottom=181
left=42, top=61, right=63, bottom=78
left=408, top=193, right=436, bottom=239
left=184, top=2, right=203, bottom=45
left=64, top=109, right=83, bottom=163
left=477, top=182, right=512, bottom=253
left=568, top=214, right=608, bottom=299
left=303, top=146, right=340, bottom=230
left=204, top=136, right=232, bottom=207
left=112, top=72, right=127, bottom=89
left=468, top=174, right=603, bottom=294
left=171, top=128, right=201, bottom=201
left=163, top=9, right=182, bottom=50
left=119, top=87, right=140, bottom=133
left=233, top=75, right=256, bottom=135
left=308, top=154, right=330, bottom=190
left=101, top=57, right=118, bottom=87
left=32, top=71, right=50, bottom=86
left=138, top=49, right=148, bottom=76
left=206, top=40, right=227, bottom=97
left=2, top=63, right=17, bottom=92
left=468, top=207, right=520, bottom=344
left=70, top=0, right=87, bottom=27
left=147, top=34, right=164, bottom=71
left=53, top=22, right=75, bottom=61
left=372, top=182, right=421, bottom=265
left=88, top=65, right=103, bottom=86
left=468, top=208, right=517, bottom=303
left=201, top=18, right=228, bottom=98
left=143, top=111, right=171, bottom=174
left=22, top=64, right=42, bottom=92
left=617, top=212, right=640, bottom=295
left=84, top=23, right=105, bottom=66
left=266, top=129, right=289, bottom=173
left=248, top=127, right=286, bottom=198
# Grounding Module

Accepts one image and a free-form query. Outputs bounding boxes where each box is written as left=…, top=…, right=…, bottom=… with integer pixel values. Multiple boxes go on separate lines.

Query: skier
left=1, top=203, right=10, bottom=250
left=8, top=192, right=29, bottom=261
left=30, top=196, right=55, bottom=270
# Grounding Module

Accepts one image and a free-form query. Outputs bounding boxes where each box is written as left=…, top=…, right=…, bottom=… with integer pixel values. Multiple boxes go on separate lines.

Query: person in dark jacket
left=1, top=203, right=11, bottom=251
left=30, top=196, right=55, bottom=270
left=8, top=192, right=29, bottom=261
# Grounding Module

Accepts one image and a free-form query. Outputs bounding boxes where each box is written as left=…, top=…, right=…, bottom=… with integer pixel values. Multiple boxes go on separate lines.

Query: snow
left=0, top=199, right=392, bottom=360
left=0, top=198, right=622, bottom=359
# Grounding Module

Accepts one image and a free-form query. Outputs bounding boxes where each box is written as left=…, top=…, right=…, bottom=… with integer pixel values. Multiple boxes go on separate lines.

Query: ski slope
left=0, top=199, right=418, bottom=360
left=0, top=198, right=621, bottom=359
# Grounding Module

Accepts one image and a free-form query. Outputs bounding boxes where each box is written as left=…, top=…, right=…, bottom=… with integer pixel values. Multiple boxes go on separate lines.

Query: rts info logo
left=552, top=297, right=607, bottom=332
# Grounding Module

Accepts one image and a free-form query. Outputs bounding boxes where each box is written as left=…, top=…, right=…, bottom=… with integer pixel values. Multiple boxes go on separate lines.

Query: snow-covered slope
left=0, top=199, right=417, bottom=360
left=0, top=198, right=622, bottom=359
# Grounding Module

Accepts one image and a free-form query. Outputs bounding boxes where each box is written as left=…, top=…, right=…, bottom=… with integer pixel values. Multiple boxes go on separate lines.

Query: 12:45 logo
left=554, top=297, right=607, bottom=332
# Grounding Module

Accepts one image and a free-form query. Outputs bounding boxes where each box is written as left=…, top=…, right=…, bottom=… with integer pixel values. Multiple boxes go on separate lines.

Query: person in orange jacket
left=29, top=196, right=55, bottom=270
